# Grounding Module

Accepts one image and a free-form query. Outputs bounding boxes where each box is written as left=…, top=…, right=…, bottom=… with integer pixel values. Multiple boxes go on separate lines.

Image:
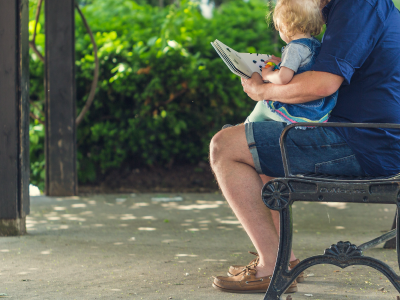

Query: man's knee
left=209, top=130, right=226, bottom=169
left=209, top=125, right=251, bottom=169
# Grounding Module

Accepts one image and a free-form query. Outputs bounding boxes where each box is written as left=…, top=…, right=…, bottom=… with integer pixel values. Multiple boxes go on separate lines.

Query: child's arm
left=262, top=66, right=295, bottom=85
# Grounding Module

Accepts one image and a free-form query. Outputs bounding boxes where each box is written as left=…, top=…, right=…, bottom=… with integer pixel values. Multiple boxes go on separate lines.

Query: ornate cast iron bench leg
left=262, top=200, right=297, bottom=299
left=263, top=197, right=400, bottom=300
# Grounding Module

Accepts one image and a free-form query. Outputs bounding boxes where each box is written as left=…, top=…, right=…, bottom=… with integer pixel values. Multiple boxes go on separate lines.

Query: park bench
left=261, top=122, right=400, bottom=300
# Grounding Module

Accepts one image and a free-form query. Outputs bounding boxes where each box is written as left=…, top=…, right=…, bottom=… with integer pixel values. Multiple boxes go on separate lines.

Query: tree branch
left=30, top=100, right=45, bottom=118
left=28, top=0, right=100, bottom=127
left=29, top=0, right=45, bottom=63
left=30, top=112, right=45, bottom=125
left=75, top=1, right=100, bottom=126
left=164, top=89, right=188, bottom=105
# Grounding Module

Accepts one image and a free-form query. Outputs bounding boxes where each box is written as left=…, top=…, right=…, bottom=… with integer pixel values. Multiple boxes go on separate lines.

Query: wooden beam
left=0, top=0, right=30, bottom=235
left=45, top=0, right=77, bottom=196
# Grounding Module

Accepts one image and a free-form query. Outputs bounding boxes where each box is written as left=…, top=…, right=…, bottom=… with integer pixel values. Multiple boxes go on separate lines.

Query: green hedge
left=29, top=0, right=283, bottom=190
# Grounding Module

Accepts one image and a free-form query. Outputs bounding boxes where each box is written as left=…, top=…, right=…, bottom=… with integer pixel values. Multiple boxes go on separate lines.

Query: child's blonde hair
left=272, top=0, right=324, bottom=37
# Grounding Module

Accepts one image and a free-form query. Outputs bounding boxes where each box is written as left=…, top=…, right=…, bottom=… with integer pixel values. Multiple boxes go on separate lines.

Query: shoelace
left=242, top=251, right=259, bottom=270
left=237, top=259, right=259, bottom=276
left=236, top=261, right=270, bottom=283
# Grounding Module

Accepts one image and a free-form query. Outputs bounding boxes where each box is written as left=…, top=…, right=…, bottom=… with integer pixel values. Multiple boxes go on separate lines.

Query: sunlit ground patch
left=129, top=202, right=150, bottom=209
left=120, top=214, right=136, bottom=220
left=188, top=228, right=199, bottom=231
left=175, top=254, right=198, bottom=257
left=53, top=207, right=66, bottom=211
left=162, top=239, right=177, bottom=243
left=60, top=214, right=86, bottom=222
left=203, top=259, right=228, bottom=262
left=71, top=203, right=87, bottom=208
left=66, top=216, right=86, bottom=222
left=79, top=211, right=93, bottom=216
left=319, top=202, right=347, bottom=210
left=138, top=227, right=156, bottom=231
left=162, top=203, right=220, bottom=210
left=216, top=219, right=240, bottom=225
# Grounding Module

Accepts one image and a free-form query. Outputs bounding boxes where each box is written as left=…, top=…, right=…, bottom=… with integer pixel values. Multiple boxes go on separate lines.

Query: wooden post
left=45, top=0, right=77, bottom=196
left=0, top=0, right=30, bottom=235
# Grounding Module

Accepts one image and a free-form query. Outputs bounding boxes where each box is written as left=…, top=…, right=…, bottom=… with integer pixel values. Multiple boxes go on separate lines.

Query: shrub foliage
left=29, top=0, right=283, bottom=189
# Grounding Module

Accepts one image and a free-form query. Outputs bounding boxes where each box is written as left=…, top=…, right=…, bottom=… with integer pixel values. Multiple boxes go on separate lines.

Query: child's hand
left=262, top=65, right=274, bottom=80
left=265, top=55, right=281, bottom=66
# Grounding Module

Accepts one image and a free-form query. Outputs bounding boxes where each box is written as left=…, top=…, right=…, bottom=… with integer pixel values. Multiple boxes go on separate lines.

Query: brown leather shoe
left=228, top=252, right=305, bottom=283
left=213, top=266, right=298, bottom=294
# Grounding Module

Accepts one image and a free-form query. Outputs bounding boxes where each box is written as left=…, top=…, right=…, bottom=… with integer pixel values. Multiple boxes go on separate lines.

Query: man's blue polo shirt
left=312, top=0, right=400, bottom=176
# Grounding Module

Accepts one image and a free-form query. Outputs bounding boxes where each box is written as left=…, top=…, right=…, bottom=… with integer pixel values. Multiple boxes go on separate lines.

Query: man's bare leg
left=210, top=124, right=281, bottom=277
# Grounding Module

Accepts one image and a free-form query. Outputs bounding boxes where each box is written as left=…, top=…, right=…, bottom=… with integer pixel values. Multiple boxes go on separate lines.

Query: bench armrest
left=280, top=122, right=400, bottom=177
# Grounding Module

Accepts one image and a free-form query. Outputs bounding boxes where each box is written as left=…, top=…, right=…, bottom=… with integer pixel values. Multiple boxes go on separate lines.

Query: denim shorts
left=245, top=121, right=366, bottom=177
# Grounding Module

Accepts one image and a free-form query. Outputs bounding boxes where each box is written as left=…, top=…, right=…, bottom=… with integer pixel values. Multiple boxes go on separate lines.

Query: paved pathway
left=0, top=193, right=399, bottom=299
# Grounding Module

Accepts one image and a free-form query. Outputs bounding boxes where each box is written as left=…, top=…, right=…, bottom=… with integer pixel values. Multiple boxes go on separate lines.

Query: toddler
left=246, top=0, right=338, bottom=124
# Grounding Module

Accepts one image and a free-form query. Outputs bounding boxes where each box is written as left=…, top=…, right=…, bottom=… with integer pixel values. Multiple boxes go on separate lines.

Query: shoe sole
left=212, top=283, right=298, bottom=294
left=227, top=272, right=305, bottom=284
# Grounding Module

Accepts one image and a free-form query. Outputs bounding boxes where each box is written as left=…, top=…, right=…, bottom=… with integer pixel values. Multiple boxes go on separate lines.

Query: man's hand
left=241, top=73, right=267, bottom=101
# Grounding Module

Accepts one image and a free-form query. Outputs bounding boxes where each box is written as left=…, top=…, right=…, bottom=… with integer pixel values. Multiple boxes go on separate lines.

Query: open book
left=211, top=39, right=272, bottom=79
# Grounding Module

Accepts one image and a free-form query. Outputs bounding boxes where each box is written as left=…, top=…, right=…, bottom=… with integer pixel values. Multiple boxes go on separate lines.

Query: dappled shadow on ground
left=1, top=194, right=398, bottom=299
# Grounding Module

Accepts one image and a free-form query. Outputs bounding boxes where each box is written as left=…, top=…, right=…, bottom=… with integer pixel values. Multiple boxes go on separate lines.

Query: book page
left=212, top=39, right=272, bottom=78
left=213, top=40, right=254, bottom=78
left=239, top=53, right=272, bottom=75
left=211, top=42, right=251, bottom=78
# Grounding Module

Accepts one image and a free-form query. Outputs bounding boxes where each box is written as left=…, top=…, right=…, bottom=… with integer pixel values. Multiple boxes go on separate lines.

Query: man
left=210, top=0, right=400, bottom=294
